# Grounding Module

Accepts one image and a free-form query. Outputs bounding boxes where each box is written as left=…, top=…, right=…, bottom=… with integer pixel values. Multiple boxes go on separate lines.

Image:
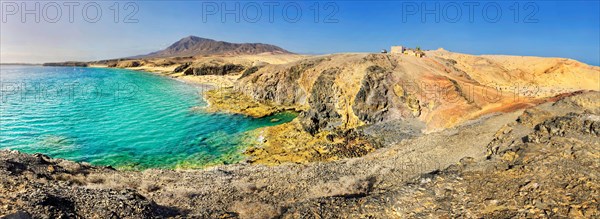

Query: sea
left=0, top=65, right=295, bottom=170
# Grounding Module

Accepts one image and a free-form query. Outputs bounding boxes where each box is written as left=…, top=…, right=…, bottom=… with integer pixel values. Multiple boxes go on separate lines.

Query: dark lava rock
left=240, top=66, right=261, bottom=78
left=42, top=62, right=88, bottom=67
left=0, top=151, right=180, bottom=218
left=353, top=65, right=395, bottom=124
left=299, top=68, right=342, bottom=135
left=173, top=62, right=191, bottom=73
left=183, top=64, right=244, bottom=76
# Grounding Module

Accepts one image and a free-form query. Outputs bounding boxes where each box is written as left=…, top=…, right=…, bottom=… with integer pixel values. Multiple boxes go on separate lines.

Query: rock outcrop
left=236, top=58, right=325, bottom=106
left=182, top=63, right=245, bottom=76
left=115, top=60, right=143, bottom=68
left=173, top=62, right=191, bottom=73
left=0, top=152, right=176, bottom=218
left=235, top=52, right=600, bottom=134
left=353, top=65, right=414, bottom=124
left=299, top=68, right=342, bottom=134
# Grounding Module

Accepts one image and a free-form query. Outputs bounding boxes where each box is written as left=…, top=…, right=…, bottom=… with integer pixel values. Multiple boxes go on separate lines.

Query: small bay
left=0, top=66, right=295, bottom=170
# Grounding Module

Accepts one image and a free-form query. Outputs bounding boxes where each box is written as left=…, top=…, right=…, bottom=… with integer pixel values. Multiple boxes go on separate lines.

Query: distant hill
left=134, top=36, right=292, bottom=58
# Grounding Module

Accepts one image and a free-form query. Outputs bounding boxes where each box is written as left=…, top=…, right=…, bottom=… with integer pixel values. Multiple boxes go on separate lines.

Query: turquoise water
left=0, top=66, right=295, bottom=170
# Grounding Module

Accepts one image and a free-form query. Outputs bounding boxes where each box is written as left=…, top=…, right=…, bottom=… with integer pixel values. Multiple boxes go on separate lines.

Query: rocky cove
left=106, top=50, right=599, bottom=165
left=2, top=48, right=600, bottom=218
left=1, top=91, right=599, bottom=218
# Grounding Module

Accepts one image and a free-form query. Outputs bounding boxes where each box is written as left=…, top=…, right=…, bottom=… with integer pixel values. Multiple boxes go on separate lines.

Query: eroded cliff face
left=353, top=65, right=422, bottom=124
left=299, top=68, right=342, bottom=134
left=182, top=63, right=245, bottom=76
left=234, top=51, right=600, bottom=135
left=235, top=58, right=326, bottom=106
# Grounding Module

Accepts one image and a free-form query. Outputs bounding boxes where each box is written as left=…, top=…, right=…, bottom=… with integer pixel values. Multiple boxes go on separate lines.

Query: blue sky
left=1, top=0, right=599, bottom=65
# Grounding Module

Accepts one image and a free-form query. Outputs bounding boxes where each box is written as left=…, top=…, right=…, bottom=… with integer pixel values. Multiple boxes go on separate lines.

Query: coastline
left=36, top=50, right=600, bottom=168
left=109, top=65, right=346, bottom=166
left=2, top=91, right=598, bottom=217
left=8, top=64, right=303, bottom=169
left=99, top=64, right=310, bottom=167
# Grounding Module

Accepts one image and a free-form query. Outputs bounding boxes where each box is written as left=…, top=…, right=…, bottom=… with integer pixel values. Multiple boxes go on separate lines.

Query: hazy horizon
left=1, top=1, right=599, bottom=65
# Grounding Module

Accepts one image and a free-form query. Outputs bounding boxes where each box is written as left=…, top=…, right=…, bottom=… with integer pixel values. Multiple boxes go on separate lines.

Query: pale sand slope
left=430, top=49, right=600, bottom=96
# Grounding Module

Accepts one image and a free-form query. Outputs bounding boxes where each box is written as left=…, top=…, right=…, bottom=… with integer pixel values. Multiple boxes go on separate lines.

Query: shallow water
left=0, top=66, right=295, bottom=170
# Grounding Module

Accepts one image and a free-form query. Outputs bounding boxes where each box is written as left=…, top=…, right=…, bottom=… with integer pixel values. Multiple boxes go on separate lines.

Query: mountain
left=136, top=36, right=292, bottom=58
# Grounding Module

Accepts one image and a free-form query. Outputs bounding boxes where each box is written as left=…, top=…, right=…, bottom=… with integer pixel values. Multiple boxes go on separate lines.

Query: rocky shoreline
left=1, top=91, right=599, bottom=218
left=42, top=51, right=600, bottom=166
left=17, top=49, right=599, bottom=217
